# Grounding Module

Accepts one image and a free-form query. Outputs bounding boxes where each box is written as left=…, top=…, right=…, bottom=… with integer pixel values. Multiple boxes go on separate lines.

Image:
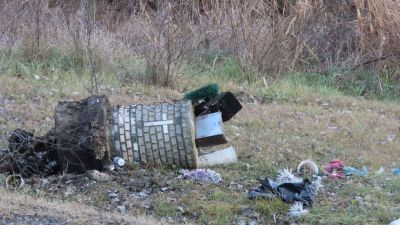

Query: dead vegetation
left=0, top=0, right=399, bottom=85
left=0, top=187, right=159, bottom=225
left=0, top=1, right=399, bottom=224
left=0, top=73, right=399, bottom=224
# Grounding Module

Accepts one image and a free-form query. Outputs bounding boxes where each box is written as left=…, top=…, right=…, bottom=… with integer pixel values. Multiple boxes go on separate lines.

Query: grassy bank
left=1, top=46, right=399, bottom=224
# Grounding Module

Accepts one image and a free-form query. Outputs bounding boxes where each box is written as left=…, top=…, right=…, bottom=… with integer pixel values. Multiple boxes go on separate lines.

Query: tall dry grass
left=0, top=0, right=399, bottom=85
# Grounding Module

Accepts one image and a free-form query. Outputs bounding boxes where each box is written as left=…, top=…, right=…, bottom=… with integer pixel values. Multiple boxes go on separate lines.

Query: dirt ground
left=0, top=188, right=158, bottom=225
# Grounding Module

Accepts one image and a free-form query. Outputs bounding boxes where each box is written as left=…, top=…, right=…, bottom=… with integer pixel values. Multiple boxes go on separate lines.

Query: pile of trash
left=184, top=84, right=242, bottom=166
left=178, top=169, right=222, bottom=184
left=0, top=84, right=243, bottom=178
left=323, top=159, right=400, bottom=177
left=247, top=167, right=322, bottom=218
left=246, top=158, right=400, bottom=219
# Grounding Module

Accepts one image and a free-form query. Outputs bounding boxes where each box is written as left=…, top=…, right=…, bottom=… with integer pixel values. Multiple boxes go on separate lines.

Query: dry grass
left=0, top=0, right=399, bottom=85
left=0, top=70, right=399, bottom=224
left=0, top=187, right=159, bottom=225
left=228, top=97, right=400, bottom=169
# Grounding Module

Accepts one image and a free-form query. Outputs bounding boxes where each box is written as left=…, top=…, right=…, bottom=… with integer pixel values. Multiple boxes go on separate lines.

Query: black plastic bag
left=194, top=92, right=242, bottom=122
left=248, top=177, right=315, bottom=207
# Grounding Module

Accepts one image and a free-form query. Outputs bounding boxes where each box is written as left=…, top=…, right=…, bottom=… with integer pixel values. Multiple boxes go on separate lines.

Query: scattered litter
left=2, top=89, right=242, bottom=177
left=247, top=186, right=275, bottom=199
left=105, top=163, right=115, bottom=172
left=276, top=168, right=303, bottom=184
left=198, top=146, right=237, bottom=167
left=287, top=202, right=309, bottom=218
left=392, top=168, right=400, bottom=176
left=388, top=219, right=400, bottom=225
left=195, top=112, right=227, bottom=147
left=355, top=196, right=363, bottom=205
left=297, top=160, right=319, bottom=177
left=375, top=167, right=385, bottom=175
left=63, top=186, right=76, bottom=197
left=117, top=205, right=126, bottom=213
left=249, top=221, right=258, bottom=225
left=87, top=170, right=112, bottom=182
left=113, top=157, right=125, bottom=167
left=178, top=169, right=222, bottom=184
left=343, top=166, right=369, bottom=176
left=138, top=191, right=149, bottom=197
left=380, top=134, right=396, bottom=145
left=248, top=169, right=321, bottom=207
left=161, top=187, right=171, bottom=192
left=140, top=200, right=151, bottom=209
left=177, top=206, right=186, bottom=213
left=184, top=83, right=219, bottom=103
left=5, top=174, right=25, bottom=189
left=195, top=91, right=243, bottom=122
left=107, top=191, right=118, bottom=198
left=323, top=159, right=345, bottom=179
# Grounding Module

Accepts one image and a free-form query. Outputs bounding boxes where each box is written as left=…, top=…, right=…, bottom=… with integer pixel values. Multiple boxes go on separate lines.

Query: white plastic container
left=197, top=146, right=237, bottom=167
left=195, top=112, right=223, bottom=139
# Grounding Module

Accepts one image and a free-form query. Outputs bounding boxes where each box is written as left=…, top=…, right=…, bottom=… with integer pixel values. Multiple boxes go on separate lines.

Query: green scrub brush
left=183, top=83, right=219, bottom=102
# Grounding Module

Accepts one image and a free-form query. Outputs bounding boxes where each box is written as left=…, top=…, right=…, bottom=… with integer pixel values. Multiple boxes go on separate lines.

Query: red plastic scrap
left=323, top=159, right=345, bottom=179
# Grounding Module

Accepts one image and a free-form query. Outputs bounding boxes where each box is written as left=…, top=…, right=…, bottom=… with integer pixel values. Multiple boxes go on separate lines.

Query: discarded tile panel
left=109, top=100, right=198, bottom=168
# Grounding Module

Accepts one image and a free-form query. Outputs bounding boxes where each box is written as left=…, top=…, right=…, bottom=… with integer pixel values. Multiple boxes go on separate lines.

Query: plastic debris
left=375, top=167, right=385, bottom=175
left=195, top=112, right=227, bottom=147
left=197, top=146, right=237, bottom=167
left=392, top=168, right=400, bottom=176
left=105, top=163, right=115, bottom=172
left=5, top=174, right=25, bottom=189
left=343, top=166, right=369, bottom=176
left=113, top=157, right=125, bottom=167
left=248, top=169, right=321, bottom=207
left=297, top=160, right=319, bottom=177
left=248, top=177, right=317, bottom=206
left=276, top=168, right=303, bottom=184
left=183, top=83, right=219, bottom=102
left=388, top=219, right=400, bottom=225
left=87, top=170, right=112, bottom=182
left=288, top=202, right=309, bottom=218
left=178, top=169, right=222, bottom=184
left=323, top=159, right=345, bottom=179
left=195, top=91, right=242, bottom=122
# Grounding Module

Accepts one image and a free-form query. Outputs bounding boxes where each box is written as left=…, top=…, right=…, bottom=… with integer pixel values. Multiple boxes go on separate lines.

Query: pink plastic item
left=323, top=159, right=345, bottom=179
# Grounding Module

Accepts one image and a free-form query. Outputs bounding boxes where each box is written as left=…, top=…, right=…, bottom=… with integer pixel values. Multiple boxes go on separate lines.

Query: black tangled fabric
left=247, top=177, right=316, bottom=207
